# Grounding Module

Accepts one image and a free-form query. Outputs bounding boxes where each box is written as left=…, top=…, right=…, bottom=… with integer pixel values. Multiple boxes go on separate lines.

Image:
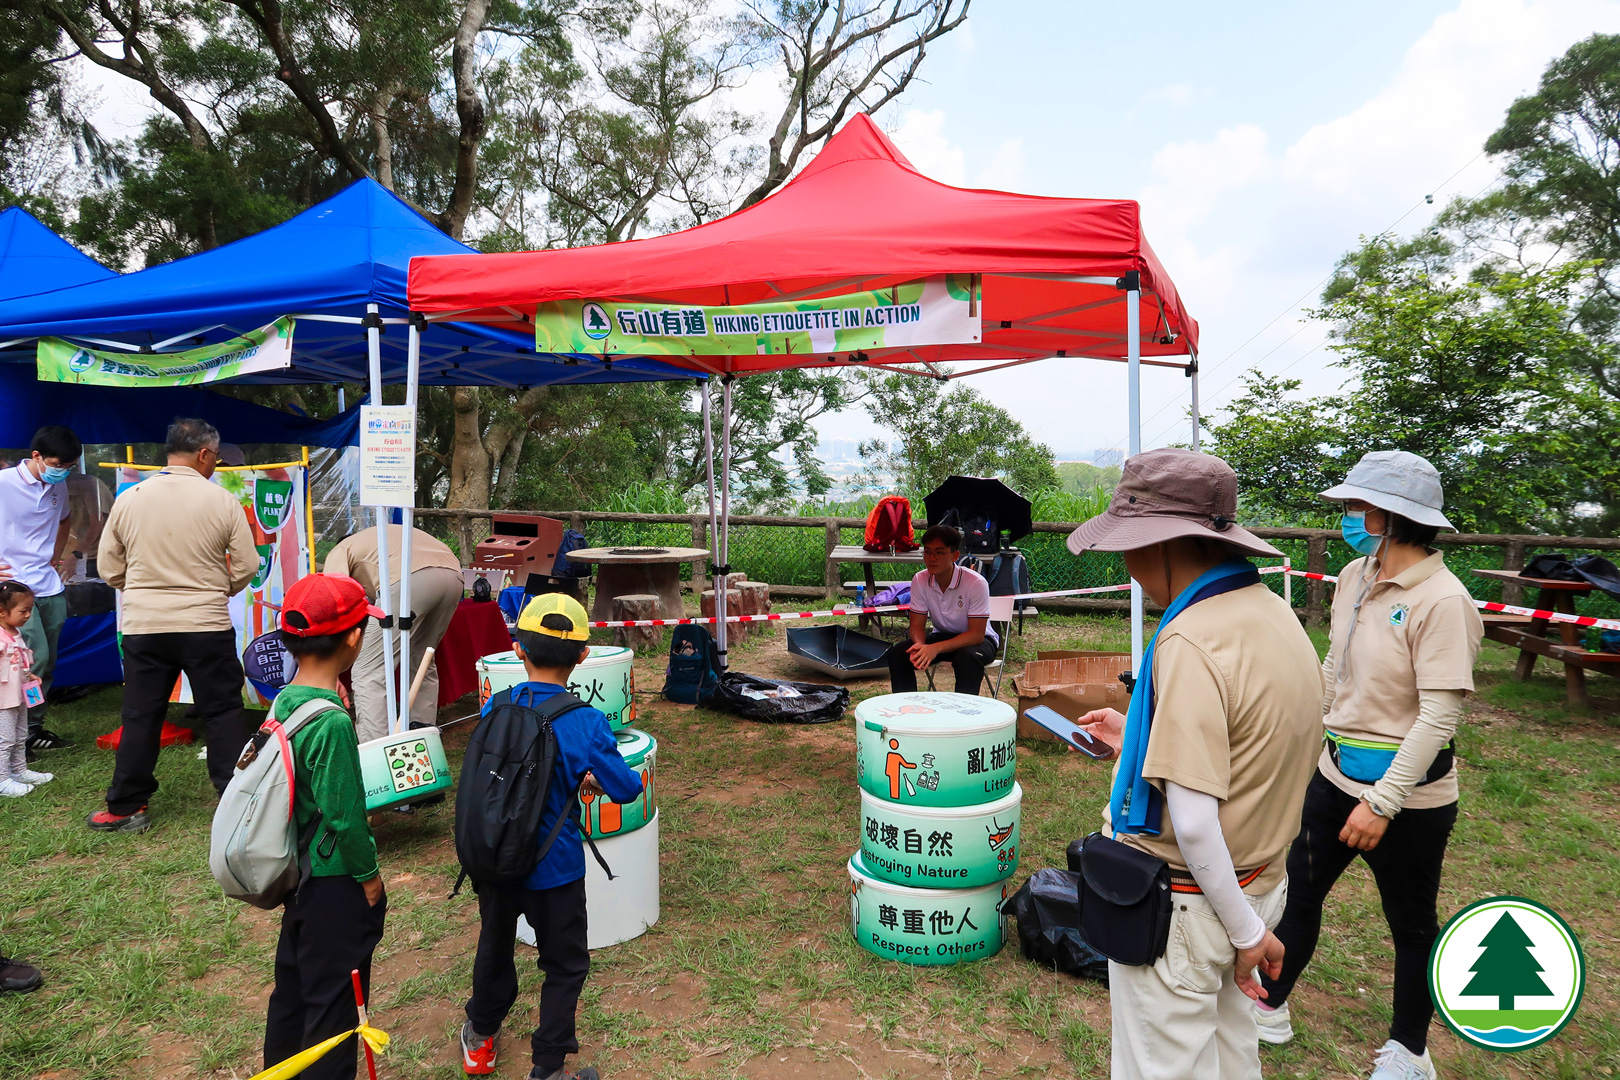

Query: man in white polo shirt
left=885, top=524, right=998, bottom=695
left=0, top=426, right=81, bottom=752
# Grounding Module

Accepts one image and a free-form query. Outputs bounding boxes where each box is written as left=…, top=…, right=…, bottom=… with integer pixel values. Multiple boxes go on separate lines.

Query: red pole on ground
left=351, top=968, right=378, bottom=1080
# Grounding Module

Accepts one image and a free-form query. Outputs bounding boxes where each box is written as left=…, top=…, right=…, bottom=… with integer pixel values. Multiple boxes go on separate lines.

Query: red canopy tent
left=409, top=114, right=1204, bottom=670
left=409, top=114, right=1198, bottom=380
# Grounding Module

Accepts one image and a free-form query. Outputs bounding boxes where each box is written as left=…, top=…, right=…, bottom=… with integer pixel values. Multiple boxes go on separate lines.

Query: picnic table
left=1472, top=568, right=1620, bottom=706
left=828, top=544, right=922, bottom=631
left=567, top=545, right=711, bottom=621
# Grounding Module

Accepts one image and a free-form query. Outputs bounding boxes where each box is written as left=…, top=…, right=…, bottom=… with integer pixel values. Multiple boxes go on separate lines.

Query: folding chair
left=925, top=594, right=1016, bottom=697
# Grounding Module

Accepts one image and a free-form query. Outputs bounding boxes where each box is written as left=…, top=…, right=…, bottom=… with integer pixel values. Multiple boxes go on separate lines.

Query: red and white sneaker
left=461, top=1021, right=496, bottom=1075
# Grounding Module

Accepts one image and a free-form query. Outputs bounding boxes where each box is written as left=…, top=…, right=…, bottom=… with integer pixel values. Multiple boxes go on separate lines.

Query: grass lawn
left=2, top=612, right=1617, bottom=1080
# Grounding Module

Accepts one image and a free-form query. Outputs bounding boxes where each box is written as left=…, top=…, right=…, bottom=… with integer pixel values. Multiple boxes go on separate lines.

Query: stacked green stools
left=847, top=691, right=1020, bottom=965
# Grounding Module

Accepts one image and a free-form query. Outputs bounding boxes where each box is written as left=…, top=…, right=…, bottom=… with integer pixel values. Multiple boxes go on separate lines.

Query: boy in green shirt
left=262, top=573, right=387, bottom=1080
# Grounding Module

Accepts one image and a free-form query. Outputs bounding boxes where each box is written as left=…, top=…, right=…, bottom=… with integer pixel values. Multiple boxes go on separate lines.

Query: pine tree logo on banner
left=581, top=303, right=612, bottom=340
left=1429, top=896, right=1584, bottom=1052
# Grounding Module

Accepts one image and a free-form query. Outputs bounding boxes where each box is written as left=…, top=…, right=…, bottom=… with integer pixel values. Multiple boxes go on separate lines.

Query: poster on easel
left=112, top=458, right=312, bottom=709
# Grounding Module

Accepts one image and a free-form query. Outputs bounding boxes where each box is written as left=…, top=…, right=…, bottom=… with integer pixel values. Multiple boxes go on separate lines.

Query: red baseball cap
left=279, top=573, right=385, bottom=636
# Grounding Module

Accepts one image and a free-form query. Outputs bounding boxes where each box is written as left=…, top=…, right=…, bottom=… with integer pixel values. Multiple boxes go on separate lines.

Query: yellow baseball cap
left=517, top=592, right=591, bottom=640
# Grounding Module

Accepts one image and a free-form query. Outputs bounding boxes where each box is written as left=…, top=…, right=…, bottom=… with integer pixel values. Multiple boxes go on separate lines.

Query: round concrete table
left=567, top=546, right=711, bottom=620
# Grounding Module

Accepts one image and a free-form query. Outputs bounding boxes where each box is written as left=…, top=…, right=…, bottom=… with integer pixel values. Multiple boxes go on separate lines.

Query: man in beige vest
left=324, top=525, right=463, bottom=739
left=91, top=418, right=256, bottom=833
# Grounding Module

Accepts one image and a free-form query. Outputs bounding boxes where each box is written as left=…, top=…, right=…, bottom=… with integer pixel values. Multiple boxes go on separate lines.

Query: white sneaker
left=14, top=769, right=52, bottom=784
left=1254, top=999, right=1293, bottom=1045
left=1369, top=1039, right=1437, bottom=1080
left=0, top=778, right=33, bottom=797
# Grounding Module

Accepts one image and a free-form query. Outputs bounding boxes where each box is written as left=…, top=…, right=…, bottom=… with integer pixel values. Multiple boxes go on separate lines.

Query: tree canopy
left=1, top=1, right=985, bottom=518
left=1208, top=34, right=1620, bottom=535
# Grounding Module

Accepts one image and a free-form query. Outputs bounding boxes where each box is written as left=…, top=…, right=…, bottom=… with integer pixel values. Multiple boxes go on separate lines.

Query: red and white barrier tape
left=583, top=582, right=1137, bottom=628
left=582, top=567, right=1619, bottom=634
left=1267, top=566, right=1620, bottom=633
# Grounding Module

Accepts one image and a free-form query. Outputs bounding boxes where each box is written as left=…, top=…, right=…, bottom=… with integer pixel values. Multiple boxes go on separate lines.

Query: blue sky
left=805, top=0, right=1620, bottom=457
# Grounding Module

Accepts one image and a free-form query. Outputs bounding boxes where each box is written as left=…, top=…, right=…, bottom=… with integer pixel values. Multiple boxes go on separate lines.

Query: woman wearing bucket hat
left=1254, top=450, right=1483, bottom=1080
left=1065, top=448, right=1323, bottom=1080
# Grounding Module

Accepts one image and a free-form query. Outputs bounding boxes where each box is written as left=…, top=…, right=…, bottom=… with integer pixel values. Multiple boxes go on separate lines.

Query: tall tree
left=1204, top=239, right=1606, bottom=532
left=858, top=371, right=1057, bottom=497
left=8, top=0, right=970, bottom=524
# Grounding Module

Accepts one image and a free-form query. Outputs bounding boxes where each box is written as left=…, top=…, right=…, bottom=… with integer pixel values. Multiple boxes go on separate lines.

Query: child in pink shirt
left=0, top=582, right=52, bottom=796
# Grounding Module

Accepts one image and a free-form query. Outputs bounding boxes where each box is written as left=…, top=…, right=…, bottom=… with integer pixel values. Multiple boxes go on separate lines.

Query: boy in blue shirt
left=461, top=593, right=642, bottom=1080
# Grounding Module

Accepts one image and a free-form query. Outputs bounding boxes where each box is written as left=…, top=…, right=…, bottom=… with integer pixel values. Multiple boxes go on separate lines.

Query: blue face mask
left=1340, top=511, right=1384, bottom=557
left=41, top=465, right=72, bottom=485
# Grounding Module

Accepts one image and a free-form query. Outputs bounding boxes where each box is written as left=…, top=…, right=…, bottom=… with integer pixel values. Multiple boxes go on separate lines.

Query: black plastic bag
left=1572, top=555, right=1620, bottom=602
left=1008, top=868, right=1111, bottom=984
left=711, top=671, right=849, bottom=724
left=1520, top=552, right=1620, bottom=602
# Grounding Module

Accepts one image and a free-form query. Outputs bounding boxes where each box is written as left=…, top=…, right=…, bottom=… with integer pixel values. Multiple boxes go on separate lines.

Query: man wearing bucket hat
left=1065, top=448, right=1322, bottom=1080
left=459, top=592, right=642, bottom=1080
left=1254, top=451, right=1482, bottom=1080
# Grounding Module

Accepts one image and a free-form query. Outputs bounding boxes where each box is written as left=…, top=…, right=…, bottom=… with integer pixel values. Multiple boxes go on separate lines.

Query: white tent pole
left=395, top=315, right=421, bottom=732
left=701, top=382, right=723, bottom=630
left=716, top=376, right=733, bottom=669
left=1126, top=277, right=1144, bottom=678
left=366, top=302, right=399, bottom=735
left=1188, top=349, right=1201, bottom=451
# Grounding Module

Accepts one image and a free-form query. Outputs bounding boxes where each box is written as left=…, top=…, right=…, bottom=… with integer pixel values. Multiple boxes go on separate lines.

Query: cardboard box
left=1012, top=650, right=1132, bottom=742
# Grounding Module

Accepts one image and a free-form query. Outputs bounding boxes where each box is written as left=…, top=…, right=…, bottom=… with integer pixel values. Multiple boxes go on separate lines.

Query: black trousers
left=106, top=630, right=249, bottom=814
left=1259, top=770, right=1458, bottom=1055
left=466, top=876, right=590, bottom=1073
left=265, top=876, right=388, bottom=1080
left=886, top=631, right=998, bottom=696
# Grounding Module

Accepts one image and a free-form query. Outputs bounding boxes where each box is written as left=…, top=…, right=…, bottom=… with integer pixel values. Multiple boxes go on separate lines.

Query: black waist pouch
left=1066, top=831, right=1173, bottom=967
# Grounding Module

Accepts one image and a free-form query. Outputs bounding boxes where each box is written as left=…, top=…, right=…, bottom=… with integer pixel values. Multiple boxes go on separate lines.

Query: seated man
left=885, top=525, right=998, bottom=695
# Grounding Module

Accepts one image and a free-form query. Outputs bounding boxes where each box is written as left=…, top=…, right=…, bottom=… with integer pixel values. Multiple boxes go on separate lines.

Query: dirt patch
left=612, top=971, right=707, bottom=1024
left=128, top=1027, right=197, bottom=1080
left=695, top=773, right=820, bottom=806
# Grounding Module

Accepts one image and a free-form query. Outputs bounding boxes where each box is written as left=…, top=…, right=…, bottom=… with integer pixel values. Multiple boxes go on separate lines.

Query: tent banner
left=112, top=462, right=308, bottom=709
left=534, top=275, right=980, bottom=357
left=36, top=317, right=295, bottom=386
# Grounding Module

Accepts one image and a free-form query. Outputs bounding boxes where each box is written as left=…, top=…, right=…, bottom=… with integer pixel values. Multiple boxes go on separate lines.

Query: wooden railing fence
left=404, top=507, right=1620, bottom=627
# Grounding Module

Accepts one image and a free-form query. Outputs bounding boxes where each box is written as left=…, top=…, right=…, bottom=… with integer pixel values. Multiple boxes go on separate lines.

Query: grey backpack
left=209, top=697, right=333, bottom=909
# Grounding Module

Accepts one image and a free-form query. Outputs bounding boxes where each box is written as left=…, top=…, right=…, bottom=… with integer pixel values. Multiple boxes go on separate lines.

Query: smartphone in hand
left=1024, top=706, right=1117, bottom=760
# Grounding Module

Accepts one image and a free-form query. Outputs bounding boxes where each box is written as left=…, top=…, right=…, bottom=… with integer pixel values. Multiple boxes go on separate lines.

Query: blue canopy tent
left=0, top=364, right=360, bottom=448
left=0, top=205, right=365, bottom=447
left=0, top=180, right=693, bottom=389
left=0, top=182, right=704, bottom=730
left=0, top=206, right=117, bottom=296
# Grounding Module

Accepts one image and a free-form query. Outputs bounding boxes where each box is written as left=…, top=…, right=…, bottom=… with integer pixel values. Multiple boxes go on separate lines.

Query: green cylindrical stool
left=847, top=851, right=1009, bottom=966
left=855, top=692, right=1016, bottom=808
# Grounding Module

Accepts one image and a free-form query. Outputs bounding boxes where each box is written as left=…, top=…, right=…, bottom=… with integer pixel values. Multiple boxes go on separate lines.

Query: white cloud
left=975, top=137, right=1026, bottom=190
left=888, top=108, right=967, bottom=184
left=1149, top=82, right=1199, bottom=108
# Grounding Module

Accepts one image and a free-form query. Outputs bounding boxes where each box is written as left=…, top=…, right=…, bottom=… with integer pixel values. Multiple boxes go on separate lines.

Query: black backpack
left=451, top=689, right=609, bottom=896
left=662, top=624, right=721, bottom=704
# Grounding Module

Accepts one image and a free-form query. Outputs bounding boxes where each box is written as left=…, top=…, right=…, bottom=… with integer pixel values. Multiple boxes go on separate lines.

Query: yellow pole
left=303, top=447, right=316, bottom=574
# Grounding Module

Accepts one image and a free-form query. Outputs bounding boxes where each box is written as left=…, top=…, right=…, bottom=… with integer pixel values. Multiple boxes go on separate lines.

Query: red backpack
left=863, top=496, right=919, bottom=552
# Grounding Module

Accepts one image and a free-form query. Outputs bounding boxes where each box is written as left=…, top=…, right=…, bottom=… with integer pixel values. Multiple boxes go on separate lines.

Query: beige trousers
left=352, top=566, right=463, bottom=741
left=1108, top=879, right=1288, bottom=1080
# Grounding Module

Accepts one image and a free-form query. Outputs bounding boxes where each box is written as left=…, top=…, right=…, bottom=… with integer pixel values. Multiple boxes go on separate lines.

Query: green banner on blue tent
left=36, top=317, right=295, bottom=386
